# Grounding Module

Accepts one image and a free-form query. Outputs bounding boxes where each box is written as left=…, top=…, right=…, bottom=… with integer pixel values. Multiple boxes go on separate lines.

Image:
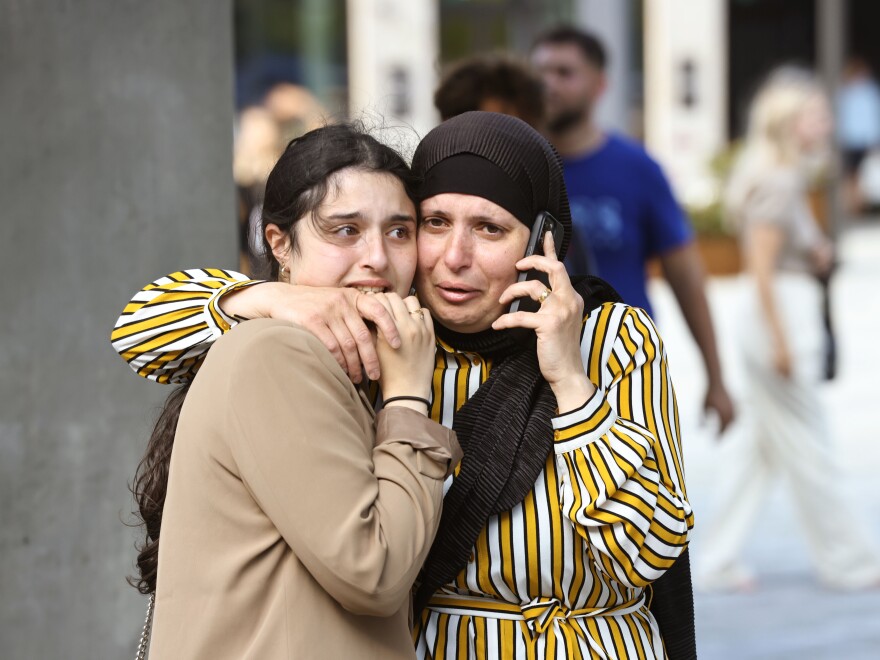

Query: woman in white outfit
left=697, top=68, right=880, bottom=591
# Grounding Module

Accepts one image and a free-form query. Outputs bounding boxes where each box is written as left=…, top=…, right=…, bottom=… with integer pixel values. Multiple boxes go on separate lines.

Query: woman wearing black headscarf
left=113, top=113, right=693, bottom=659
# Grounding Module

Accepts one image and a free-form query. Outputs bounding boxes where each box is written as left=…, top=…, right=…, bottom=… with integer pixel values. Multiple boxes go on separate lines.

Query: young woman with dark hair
left=121, top=123, right=460, bottom=659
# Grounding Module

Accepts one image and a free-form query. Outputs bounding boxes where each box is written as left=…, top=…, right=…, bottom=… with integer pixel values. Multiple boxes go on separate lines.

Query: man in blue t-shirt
left=532, top=26, right=734, bottom=432
left=560, top=137, right=692, bottom=314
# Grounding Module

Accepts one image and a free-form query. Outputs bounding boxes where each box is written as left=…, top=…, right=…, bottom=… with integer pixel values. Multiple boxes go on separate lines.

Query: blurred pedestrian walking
left=531, top=26, right=735, bottom=435
left=698, top=68, right=880, bottom=592
left=836, top=57, right=880, bottom=213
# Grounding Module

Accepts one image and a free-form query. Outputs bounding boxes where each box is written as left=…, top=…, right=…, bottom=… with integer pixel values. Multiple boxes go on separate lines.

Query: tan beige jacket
left=148, top=319, right=460, bottom=659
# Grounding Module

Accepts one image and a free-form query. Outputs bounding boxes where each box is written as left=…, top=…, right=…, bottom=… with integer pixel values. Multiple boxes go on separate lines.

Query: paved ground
left=647, top=220, right=880, bottom=659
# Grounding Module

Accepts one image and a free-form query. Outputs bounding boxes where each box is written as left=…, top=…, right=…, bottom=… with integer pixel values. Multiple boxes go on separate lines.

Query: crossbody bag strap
left=135, top=592, right=155, bottom=660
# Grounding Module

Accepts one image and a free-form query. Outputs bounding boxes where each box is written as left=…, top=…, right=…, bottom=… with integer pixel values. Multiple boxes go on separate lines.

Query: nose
left=542, top=72, right=561, bottom=95
left=535, top=65, right=554, bottom=84
left=361, top=231, right=389, bottom=272
left=443, top=227, right=472, bottom=272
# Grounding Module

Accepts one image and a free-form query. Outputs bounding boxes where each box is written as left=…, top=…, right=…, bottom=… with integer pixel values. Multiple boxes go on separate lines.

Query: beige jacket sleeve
left=224, top=322, right=459, bottom=617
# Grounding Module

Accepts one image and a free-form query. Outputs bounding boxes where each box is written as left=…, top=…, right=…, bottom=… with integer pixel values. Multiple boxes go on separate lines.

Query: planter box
left=696, top=234, right=741, bottom=276
left=647, top=233, right=741, bottom=278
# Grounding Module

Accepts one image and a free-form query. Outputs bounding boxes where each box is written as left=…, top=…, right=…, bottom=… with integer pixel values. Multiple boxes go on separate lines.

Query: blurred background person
left=263, top=81, right=328, bottom=140
left=530, top=26, right=735, bottom=434
left=697, top=68, right=880, bottom=593
left=233, top=105, right=283, bottom=275
left=433, top=54, right=545, bottom=129
left=836, top=56, right=880, bottom=214
left=234, top=83, right=329, bottom=276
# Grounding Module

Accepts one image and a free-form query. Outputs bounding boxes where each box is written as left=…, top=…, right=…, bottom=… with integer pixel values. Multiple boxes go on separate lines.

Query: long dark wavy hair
left=129, top=123, right=419, bottom=594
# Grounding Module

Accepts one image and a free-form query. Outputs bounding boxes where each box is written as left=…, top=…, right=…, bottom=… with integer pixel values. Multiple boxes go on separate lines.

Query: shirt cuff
left=206, top=279, right=264, bottom=335
left=551, top=389, right=616, bottom=455
left=376, top=407, right=462, bottom=478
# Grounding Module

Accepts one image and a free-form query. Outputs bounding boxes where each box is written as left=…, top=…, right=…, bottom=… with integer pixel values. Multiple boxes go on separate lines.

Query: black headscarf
left=412, top=111, right=573, bottom=259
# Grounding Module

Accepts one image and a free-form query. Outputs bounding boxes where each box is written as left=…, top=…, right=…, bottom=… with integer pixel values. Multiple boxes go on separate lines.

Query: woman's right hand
left=373, top=294, right=435, bottom=412
left=773, top=341, right=793, bottom=379
left=811, top=239, right=835, bottom=279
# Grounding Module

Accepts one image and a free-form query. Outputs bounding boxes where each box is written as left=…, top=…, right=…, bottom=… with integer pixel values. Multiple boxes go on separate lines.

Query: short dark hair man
left=434, top=55, right=544, bottom=129
left=532, top=26, right=735, bottom=435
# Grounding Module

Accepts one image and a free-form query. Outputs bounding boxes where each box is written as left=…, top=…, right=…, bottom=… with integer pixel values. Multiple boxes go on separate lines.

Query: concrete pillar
left=574, top=0, right=634, bottom=135
left=346, top=0, right=440, bottom=151
left=644, top=0, right=727, bottom=208
left=0, top=1, right=236, bottom=657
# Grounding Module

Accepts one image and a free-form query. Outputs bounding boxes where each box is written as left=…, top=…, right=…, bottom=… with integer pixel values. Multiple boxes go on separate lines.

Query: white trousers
left=697, top=273, right=880, bottom=590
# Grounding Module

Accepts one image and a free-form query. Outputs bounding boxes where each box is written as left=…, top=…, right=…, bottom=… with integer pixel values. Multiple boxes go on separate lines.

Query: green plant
left=683, top=143, right=741, bottom=237
left=686, top=198, right=730, bottom=236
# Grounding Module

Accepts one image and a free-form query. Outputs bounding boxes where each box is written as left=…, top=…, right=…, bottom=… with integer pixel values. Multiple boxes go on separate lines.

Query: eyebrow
left=325, top=211, right=416, bottom=223
left=422, top=209, right=508, bottom=224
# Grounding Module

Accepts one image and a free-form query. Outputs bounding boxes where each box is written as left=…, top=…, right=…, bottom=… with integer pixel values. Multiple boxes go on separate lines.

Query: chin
left=434, top=310, right=496, bottom=334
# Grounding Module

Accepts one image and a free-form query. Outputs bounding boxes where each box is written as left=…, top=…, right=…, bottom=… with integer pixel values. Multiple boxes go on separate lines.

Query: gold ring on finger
left=537, top=288, right=551, bottom=304
left=410, top=308, right=425, bottom=320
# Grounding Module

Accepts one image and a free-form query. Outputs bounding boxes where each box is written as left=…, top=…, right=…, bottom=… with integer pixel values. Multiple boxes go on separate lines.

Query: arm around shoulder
left=109, top=268, right=260, bottom=383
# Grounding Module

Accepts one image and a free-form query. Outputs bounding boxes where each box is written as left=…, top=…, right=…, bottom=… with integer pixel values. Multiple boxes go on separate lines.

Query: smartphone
left=508, top=211, right=565, bottom=314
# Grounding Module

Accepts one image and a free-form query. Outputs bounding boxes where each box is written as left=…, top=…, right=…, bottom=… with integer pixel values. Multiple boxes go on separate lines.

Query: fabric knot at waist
left=428, top=592, right=646, bottom=639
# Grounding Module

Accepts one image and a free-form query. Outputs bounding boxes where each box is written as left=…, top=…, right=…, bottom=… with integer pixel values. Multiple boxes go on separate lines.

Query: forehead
left=419, top=193, right=518, bottom=222
left=322, top=169, right=412, bottom=206
left=802, top=93, right=829, bottom=112
left=532, top=42, right=593, bottom=70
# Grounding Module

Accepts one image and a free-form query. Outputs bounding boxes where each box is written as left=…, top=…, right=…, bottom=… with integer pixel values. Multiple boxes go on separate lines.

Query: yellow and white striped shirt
left=111, top=271, right=693, bottom=660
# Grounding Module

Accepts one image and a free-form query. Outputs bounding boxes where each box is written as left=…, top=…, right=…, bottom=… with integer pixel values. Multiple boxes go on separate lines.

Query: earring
left=279, top=262, right=287, bottom=279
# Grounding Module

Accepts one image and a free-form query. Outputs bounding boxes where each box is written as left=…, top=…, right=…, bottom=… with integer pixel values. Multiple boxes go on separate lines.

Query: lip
left=346, top=279, right=392, bottom=292
left=435, top=281, right=481, bottom=304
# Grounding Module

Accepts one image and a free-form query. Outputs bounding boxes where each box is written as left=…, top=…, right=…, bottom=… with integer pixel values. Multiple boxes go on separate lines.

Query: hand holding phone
left=508, top=211, right=565, bottom=314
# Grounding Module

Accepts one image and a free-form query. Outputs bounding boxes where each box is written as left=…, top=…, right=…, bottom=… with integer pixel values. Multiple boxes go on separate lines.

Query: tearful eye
left=421, top=216, right=446, bottom=228
left=388, top=226, right=412, bottom=239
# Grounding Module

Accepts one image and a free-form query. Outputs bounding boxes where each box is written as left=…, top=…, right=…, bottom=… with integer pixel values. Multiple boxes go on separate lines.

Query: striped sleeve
left=551, top=303, right=693, bottom=589
left=110, top=268, right=262, bottom=384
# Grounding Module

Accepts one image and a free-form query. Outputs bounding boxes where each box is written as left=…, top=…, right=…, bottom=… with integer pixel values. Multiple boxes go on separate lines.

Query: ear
left=596, top=72, right=609, bottom=99
left=264, top=223, right=291, bottom=264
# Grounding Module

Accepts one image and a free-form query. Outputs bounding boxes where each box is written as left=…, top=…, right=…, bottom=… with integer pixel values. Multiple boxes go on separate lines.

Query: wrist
left=550, top=373, right=595, bottom=414
left=381, top=384, right=432, bottom=402
left=382, top=395, right=430, bottom=416
left=220, top=281, right=273, bottom=320
left=705, top=371, right=724, bottom=391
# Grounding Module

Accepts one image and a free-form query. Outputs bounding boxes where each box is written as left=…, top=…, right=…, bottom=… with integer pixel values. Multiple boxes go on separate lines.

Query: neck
left=434, top=320, right=532, bottom=360
left=546, top=116, right=605, bottom=158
